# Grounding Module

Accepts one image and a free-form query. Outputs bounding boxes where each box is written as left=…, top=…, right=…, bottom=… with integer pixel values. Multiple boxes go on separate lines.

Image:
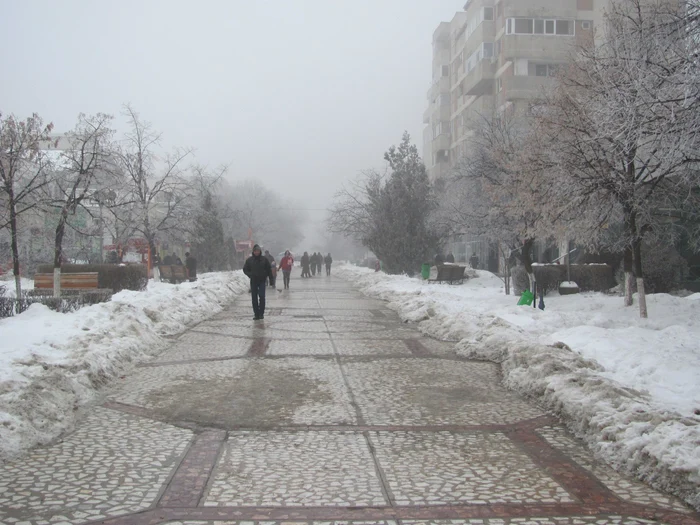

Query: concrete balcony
left=423, top=106, right=431, bottom=124
left=464, top=60, right=496, bottom=96
left=430, top=76, right=451, bottom=99
left=501, top=35, right=575, bottom=62
left=432, top=133, right=451, bottom=152
left=431, top=103, right=451, bottom=123
left=502, top=75, right=555, bottom=100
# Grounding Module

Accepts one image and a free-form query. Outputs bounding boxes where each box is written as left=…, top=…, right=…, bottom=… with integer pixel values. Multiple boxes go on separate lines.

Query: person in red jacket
left=279, top=250, right=294, bottom=289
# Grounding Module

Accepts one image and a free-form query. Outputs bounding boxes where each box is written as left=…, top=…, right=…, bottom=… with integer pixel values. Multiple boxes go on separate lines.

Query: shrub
left=642, top=243, right=689, bottom=293
left=533, top=265, right=563, bottom=296
left=35, top=264, right=148, bottom=293
left=570, top=264, right=615, bottom=292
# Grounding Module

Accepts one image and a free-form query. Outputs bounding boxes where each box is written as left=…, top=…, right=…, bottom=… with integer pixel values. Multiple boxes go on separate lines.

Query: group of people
left=300, top=252, right=332, bottom=277
left=242, top=245, right=333, bottom=320
left=434, top=252, right=456, bottom=265
left=157, top=251, right=197, bottom=282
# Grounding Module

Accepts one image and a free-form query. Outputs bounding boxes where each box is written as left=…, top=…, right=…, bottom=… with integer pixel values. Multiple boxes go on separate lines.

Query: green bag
left=517, top=290, right=534, bottom=306
left=421, top=263, right=431, bottom=280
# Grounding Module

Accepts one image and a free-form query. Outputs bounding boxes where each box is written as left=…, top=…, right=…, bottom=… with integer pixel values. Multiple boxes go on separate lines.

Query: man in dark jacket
left=243, top=244, right=273, bottom=320
left=445, top=252, right=455, bottom=263
left=185, top=252, right=197, bottom=282
left=324, top=253, right=332, bottom=276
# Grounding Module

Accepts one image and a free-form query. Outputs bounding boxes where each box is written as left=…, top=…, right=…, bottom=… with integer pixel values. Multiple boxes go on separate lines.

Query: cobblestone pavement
left=1, top=274, right=698, bottom=525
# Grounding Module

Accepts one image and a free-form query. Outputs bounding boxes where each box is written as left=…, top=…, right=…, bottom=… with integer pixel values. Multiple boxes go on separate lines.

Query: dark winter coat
left=445, top=253, right=455, bottom=263
left=324, top=255, right=332, bottom=266
left=243, top=253, right=273, bottom=282
left=435, top=253, right=444, bottom=265
left=185, top=255, right=197, bottom=278
left=301, top=254, right=310, bottom=268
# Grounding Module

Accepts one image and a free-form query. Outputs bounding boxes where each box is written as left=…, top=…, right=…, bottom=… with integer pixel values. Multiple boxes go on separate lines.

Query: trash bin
left=517, top=290, right=534, bottom=306
left=421, top=263, right=431, bottom=280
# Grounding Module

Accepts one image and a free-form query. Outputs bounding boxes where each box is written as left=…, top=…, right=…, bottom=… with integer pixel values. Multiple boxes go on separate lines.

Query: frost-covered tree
left=533, top=0, right=700, bottom=317
left=47, top=113, right=115, bottom=296
left=330, top=132, right=444, bottom=275
left=110, top=105, right=193, bottom=262
left=0, top=113, right=53, bottom=298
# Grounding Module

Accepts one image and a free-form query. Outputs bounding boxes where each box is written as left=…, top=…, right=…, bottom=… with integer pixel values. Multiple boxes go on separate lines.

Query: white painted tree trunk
left=637, top=277, right=648, bottom=318
left=528, top=272, right=535, bottom=293
left=14, top=273, right=22, bottom=301
left=53, top=268, right=61, bottom=298
left=624, top=271, right=634, bottom=306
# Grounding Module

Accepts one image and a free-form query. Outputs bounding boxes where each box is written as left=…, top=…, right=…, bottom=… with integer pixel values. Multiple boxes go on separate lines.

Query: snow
left=335, top=263, right=700, bottom=510
left=0, top=271, right=249, bottom=460
left=0, top=277, right=34, bottom=297
left=559, top=281, right=579, bottom=288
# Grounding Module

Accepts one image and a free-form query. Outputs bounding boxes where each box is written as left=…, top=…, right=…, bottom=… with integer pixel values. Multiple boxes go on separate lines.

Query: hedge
left=35, top=264, right=148, bottom=293
left=531, top=264, right=615, bottom=294
left=0, top=289, right=113, bottom=318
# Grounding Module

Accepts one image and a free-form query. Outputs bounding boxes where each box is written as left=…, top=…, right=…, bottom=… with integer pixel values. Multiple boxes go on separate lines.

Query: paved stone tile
left=371, top=431, right=574, bottom=506
left=267, top=340, right=336, bottom=356
left=204, top=432, right=386, bottom=507
left=154, top=337, right=251, bottom=363
left=165, top=521, right=397, bottom=525
left=403, top=519, right=669, bottom=525
left=537, top=426, right=691, bottom=513
left=0, top=408, right=191, bottom=525
left=418, top=337, right=459, bottom=357
left=109, top=358, right=355, bottom=427
left=343, top=359, right=544, bottom=425
left=333, top=339, right=413, bottom=357
left=319, top=299, right=386, bottom=310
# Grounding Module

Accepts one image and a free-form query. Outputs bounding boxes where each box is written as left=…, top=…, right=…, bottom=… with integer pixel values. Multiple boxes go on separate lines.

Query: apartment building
left=423, top=0, right=606, bottom=183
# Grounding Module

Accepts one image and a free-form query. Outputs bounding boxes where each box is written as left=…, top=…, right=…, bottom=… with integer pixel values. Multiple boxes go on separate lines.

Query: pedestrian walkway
left=0, top=275, right=697, bottom=525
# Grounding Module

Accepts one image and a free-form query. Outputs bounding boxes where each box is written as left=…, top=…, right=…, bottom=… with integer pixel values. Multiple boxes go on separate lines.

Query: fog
left=1, top=0, right=465, bottom=234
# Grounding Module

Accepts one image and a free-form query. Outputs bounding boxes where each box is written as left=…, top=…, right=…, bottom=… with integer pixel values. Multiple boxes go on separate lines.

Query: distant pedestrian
left=185, top=252, right=197, bottom=282
left=163, top=253, right=174, bottom=265
left=279, top=250, right=294, bottom=289
left=243, top=244, right=273, bottom=320
left=265, top=250, right=276, bottom=287
left=435, top=252, right=444, bottom=266
left=310, top=252, right=317, bottom=276
left=445, top=252, right=455, bottom=263
left=175, top=256, right=183, bottom=265
left=301, top=252, right=311, bottom=278
left=316, top=253, right=322, bottom=275
left=324, top=253, right=332, bottom=276
left=469, top=254, right=479, bottom=269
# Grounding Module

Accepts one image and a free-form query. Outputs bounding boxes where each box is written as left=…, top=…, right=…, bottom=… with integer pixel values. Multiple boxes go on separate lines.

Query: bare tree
left=533, top=0, right=700, bottom=317
left=0, top=113, right=54, bottom=298
left=47, top=113, right=115, bottom=296
left=442, top=110, right=555, bottom=292
left=110, top=105, right=193, bottom=265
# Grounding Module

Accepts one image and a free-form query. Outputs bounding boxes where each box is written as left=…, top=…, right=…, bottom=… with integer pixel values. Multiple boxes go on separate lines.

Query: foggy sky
left=1, top=0, right=464, bottom=220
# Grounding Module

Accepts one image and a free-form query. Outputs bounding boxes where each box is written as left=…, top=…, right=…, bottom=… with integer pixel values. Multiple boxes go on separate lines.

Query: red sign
left=235, top=240, right=254, bottom=253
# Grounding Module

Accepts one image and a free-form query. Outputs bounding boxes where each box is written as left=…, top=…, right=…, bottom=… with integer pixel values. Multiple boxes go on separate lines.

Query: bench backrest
left=171, top=266, right=187, bottom=279
left=436, top=265, right=466, bottom=281
left=34, top=272, right=99, bottom=290
left=158, top=265, right=173, bottom=279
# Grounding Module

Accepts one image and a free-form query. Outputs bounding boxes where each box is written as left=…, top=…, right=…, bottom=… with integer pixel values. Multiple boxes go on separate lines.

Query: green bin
left=517, top=290, right=534, bottom=306
left=421, top=263, right=431, bottom=280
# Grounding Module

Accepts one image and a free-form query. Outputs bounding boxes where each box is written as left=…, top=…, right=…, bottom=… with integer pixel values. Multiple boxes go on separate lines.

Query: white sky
left=1, top=0, right=465, bottom=219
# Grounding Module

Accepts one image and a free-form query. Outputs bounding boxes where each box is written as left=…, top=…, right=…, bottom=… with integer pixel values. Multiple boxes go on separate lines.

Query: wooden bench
left=428, top=264, right=467, bottom=285
left=34, top=272, right=99, bottom=290
left=158, top=265, right=187, bottom=283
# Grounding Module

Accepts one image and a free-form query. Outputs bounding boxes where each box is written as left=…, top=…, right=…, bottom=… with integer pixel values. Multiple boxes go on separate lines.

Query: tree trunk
left=632, top=233, right=648, bottom=319
left=521, top=238, right=535, bottom=291
left=624, top=247, right=634, bottom=307
left=8, top=192, right=22, bottom=299
left=53, top=211, right=68, bottom=298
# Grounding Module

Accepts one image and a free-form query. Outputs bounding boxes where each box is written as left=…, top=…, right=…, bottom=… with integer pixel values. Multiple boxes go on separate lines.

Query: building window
left=581, top=21, right=592, bottom=30
left=535, top=64, right=548, bottom=77
left=556, top=20, right=574, bottom=35
left=497, top=78, right=503, bottom=92
left=483, top=7, right=494, bottom=21
left=442, top=65, right=449, bottom=76
left=506, top=18, right=573, bottom=36
left=483, top=42, right=494, bottom=58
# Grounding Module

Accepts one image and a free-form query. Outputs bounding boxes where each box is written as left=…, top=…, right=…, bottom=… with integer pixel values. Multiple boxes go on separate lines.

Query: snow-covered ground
left=336, top=263, right=700, bottom=510
left=0, top=276, right=34, bottom=297
left=0, top=271, right=249, bottom=460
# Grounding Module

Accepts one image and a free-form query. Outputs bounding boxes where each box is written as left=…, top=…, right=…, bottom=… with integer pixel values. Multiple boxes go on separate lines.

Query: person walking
left=279, top=250, right=294, bottom=289
left=301, top=251, right=310, bottom=278
left=243, top=244, right=273, bottom=320
left=316, top=253, right=323, bottom=275
left=264, top=250, right=276, bottom=287
left=185, top=252, right=197, bottom=282
left=310, top=252, right=317, bottom=276
left=324, top=253, right=332, bottom=276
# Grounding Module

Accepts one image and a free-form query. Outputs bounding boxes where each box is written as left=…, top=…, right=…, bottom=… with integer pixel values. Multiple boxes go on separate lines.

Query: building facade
left=424, top=0, right=605, bottom=183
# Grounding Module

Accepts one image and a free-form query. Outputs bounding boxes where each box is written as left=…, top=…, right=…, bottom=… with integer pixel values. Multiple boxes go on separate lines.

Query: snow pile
left=0, top=277, right=34, bottom=297
left=335, top=264, right=700, bottom=509
left=0, top=271, right=249, bottom=460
